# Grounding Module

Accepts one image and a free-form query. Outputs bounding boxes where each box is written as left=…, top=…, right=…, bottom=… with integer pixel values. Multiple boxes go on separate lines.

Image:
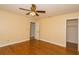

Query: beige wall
left=0, top=8, right=79, bottom=51
left=38, top=12, right=79, bottom=51
left=0, top=10, right=31, bottom=47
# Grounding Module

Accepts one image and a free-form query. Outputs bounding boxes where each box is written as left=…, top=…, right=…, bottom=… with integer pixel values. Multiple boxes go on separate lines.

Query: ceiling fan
left=19, top=4, right=46, bottom=16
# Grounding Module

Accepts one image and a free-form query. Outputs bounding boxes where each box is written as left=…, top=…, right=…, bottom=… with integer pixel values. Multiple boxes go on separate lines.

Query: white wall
left=38, top=12, right=79, bottom=51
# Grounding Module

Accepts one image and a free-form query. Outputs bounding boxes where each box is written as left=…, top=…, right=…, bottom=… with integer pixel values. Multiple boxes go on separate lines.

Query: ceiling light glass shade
left=30, top=12, right=36, bottom=16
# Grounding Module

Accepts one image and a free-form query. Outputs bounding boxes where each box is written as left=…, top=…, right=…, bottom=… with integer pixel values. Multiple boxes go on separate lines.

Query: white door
left=35, top=22, right=40, bottom=40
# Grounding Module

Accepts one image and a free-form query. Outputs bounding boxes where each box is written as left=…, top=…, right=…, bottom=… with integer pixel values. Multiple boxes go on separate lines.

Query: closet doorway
left=66, top=19, right=78, bottom=52
left=30, top=22, right=36, bottom=40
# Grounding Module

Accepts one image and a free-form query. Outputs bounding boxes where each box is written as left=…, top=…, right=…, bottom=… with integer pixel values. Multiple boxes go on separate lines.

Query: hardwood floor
left=66, top=42, right=78, bottom=52
left=0, top=40, right=78, bottom=55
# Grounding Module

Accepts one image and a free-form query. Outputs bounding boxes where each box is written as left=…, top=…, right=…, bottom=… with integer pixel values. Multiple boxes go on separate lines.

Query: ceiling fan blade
left=26, top=12, right=30, bottom=15
left=36, top=11, right=46, bottom=13
left=35, top=13, right=39, bottom=16
left=19, top=8, right=30, bottom=11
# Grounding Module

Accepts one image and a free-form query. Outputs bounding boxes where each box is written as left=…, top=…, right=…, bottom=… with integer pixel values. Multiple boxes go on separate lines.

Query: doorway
left=30, top=22, right=36, bottom=40
left=66, top=19, right=78, bottom=52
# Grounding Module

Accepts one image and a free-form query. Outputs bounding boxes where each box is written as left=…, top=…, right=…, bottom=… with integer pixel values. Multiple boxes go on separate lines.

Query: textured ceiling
left=0, top=4, right=79, bottom=19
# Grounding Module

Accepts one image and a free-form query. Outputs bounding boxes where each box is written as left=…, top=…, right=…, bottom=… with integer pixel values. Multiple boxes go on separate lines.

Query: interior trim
left=40, top=38, right=66, bottom=48
left=0, top=39, right=29, bottom=47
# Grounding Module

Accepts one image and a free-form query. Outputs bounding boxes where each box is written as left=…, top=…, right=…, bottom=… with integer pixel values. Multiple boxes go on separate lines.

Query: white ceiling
left=0, top=4, right=79, bottom=19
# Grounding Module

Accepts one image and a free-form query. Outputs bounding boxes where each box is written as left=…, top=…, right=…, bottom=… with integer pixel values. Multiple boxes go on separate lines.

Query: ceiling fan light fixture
left=30, top=11, right=36, bottom=16
left=19, top=4, right=46, bottom=16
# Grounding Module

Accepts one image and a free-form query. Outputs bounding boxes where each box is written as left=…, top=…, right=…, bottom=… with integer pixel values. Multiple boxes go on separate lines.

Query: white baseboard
left=40, top=38, right=66, bottom=48
left=0, top=38, right=66, bottom=48
left=0, top=39, right=29, bottom=47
